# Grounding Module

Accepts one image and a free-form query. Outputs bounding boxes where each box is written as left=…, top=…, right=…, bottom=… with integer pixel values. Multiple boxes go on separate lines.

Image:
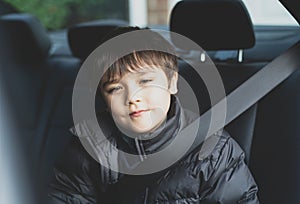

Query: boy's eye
left=107, top=86, right=122, bottom=94
left=139, top=79, right=153, bottom=84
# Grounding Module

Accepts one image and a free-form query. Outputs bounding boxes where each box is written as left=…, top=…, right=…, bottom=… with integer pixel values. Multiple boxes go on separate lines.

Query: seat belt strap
left=195, top=40, right=300, bottom=159
left=128, top=40, right=300, bottom=174
left=225, top=41, right=300, bottom=125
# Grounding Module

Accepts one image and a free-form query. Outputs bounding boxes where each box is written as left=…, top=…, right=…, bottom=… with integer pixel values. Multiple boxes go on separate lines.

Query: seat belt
left=125, top=40, right=300, bottom=174
left=196, top=39, right=300, bottom=159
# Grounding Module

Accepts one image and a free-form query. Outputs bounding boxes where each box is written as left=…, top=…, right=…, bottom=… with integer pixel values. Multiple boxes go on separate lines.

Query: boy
left=48, top=27, right=259, bottom=203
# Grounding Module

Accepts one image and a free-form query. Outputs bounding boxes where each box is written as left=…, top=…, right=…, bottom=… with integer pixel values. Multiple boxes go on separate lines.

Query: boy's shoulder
left=179, top=105, right=244, bottom=163
left=191, top=129, right=245, bottom=171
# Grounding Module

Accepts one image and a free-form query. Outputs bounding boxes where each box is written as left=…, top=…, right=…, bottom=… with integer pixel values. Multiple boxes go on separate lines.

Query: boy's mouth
left=129, top=110, right=149, bottom=117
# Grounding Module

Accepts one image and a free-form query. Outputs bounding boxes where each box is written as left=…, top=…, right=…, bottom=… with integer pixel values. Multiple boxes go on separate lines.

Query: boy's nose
left=126, top=94, right=142, bottom=105
left=125, top=87, right=142, bottom=105
left=128, top=98, right=141, bottom=105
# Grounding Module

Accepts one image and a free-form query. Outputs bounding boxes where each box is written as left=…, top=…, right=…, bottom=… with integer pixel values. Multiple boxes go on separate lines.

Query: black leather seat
left=170, top=1, right=300, bottom=203
left=0, top=13, right=52, bottom=156
left=0, top=13, right=82, bottom=202
left=169, top=0, right=264, bottom=164
left=68, top=19, right=128, bottom=61
left=249, top=51, right=300, bottom=204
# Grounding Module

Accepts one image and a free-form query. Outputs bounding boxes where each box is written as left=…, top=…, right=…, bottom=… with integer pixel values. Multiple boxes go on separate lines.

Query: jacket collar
left=70, top=96, right=198, bottom=186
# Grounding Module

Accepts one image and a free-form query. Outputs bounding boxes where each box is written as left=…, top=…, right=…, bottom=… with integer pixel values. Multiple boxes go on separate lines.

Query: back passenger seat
left=0, top=13, right=82, bottom=201
left=68, top=18, right=128, bottom=61
left=0, top=13, right=53, bottom=152
left=170, top=1, right=300, bottom=203
left=170, top=0, right=265, bottom=164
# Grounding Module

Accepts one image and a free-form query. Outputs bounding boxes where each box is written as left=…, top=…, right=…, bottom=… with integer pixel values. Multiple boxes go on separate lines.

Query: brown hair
left=96, top=27, right=178, bottom=90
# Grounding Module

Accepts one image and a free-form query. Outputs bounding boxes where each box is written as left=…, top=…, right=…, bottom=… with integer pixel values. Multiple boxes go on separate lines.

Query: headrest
left=68, top=19, right=128, bottom=60
left=0, top=13, right=51, bottom=64
left=170, top=0, right=255, bottom=50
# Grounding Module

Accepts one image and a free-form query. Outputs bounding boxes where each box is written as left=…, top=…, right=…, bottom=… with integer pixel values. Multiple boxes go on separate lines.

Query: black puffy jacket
left=48, top=99, right=259, bottom=204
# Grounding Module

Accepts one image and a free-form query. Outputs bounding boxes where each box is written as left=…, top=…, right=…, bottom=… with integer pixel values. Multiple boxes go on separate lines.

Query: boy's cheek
left=109, top=100, right=126, bottom=115
left=102, top=94, right=115, bottom=107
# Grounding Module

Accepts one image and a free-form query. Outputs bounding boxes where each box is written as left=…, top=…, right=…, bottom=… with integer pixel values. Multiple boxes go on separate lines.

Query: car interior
left=1, top=0, right=300, bottom=203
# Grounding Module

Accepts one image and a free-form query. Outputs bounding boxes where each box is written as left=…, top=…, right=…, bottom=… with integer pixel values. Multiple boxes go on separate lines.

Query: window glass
left=241, top=0, right=297, bottom=25
left=3, top=0, right=298, bottom=30
left=2, top=0, right=129, bottom=30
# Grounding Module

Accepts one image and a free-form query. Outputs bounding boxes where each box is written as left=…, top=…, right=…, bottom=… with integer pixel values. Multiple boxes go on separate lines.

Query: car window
left=242, top=0, right=298, bottom=25
left=2, top=0, right=298, bottom=30
left=2, top=0, right=129, bottom=30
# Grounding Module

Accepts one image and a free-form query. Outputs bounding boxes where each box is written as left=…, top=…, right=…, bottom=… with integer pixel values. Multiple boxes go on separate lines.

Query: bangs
left=99, top=50, right=177, bottom=89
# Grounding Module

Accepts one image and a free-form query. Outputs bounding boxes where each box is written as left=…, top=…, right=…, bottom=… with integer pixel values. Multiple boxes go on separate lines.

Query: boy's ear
left=169, top=72, right=178, bottom=94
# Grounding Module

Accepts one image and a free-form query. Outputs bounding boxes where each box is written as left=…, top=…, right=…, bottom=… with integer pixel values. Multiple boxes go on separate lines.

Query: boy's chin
left=118, top=126, right=152, bottom=136
left=116, top=123, right=162, bottom=138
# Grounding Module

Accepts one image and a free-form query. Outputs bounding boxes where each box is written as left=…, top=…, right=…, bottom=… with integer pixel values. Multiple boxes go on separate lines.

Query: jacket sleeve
left=201, top=134, right=259, bottom=204
left=47, top=138, right=105, bottom=204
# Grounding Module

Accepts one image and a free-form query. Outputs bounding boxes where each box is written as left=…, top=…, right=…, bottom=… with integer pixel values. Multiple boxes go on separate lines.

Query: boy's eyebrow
left=102, top=70, right=156, bottom=88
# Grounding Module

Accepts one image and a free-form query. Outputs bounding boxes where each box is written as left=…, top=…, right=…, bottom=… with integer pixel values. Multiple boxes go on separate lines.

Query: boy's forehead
left=104, top=68, right=159, bottom=83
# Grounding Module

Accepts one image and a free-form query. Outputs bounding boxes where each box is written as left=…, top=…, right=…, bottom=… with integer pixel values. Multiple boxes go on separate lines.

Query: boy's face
left=101, top=67, right=178, bottom=134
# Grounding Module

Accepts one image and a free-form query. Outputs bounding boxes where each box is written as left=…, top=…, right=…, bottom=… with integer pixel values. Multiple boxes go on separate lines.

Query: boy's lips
left=129, top=109, right=149, bottom=117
